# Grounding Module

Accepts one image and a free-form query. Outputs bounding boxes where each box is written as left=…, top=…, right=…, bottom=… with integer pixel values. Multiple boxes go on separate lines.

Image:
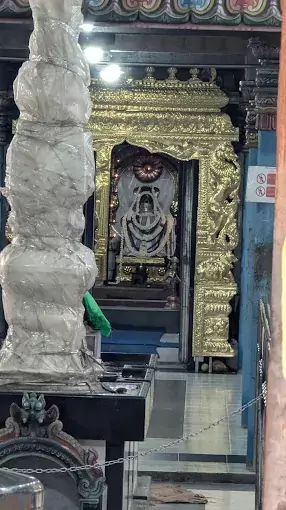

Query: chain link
left=262, top=381, right=267, bottom=406
left=1, top=394, right=262, bottom=476
left=259, top=359, right=263, bottom=377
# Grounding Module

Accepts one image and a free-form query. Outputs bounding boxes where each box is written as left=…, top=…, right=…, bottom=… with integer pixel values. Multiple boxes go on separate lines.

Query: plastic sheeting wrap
left=0, top=0, right=98, bottom=383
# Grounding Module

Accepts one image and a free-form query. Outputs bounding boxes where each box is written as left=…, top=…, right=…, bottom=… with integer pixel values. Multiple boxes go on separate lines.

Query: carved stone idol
left=121, top=186, right=176, bottom=258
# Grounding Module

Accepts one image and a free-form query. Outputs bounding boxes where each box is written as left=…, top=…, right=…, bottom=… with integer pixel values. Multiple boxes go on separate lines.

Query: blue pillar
left=238, top=147, right=258, bottom=371
left=239, top=131, right=276, bottom=464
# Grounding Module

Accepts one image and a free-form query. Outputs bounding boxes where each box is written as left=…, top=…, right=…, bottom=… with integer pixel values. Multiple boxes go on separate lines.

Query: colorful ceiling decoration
left=0, top=0, right=281, bottom=26
left=86, top=0, right=281, bottom=25
left=0, top=0, right=30, bottom=12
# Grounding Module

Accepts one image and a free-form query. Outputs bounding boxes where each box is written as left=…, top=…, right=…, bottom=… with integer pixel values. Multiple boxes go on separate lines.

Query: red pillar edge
left=263, top=1, right=286, bottom=509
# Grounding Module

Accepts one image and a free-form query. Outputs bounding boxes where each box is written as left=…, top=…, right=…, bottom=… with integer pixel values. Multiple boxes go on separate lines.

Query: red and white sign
left=246, top=166, right=276, bottom=203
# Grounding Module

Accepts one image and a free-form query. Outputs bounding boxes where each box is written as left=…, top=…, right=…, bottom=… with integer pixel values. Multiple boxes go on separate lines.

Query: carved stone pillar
left=249, top=38, right=279, bottom=132
left=239, top=80, right=258, bottom=149
left=240, top=40, right=279, bottom=151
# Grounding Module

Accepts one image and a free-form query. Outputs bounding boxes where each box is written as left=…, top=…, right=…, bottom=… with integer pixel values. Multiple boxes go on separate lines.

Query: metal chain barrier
left=255, top=300, right=270, bottom=510
left=1, top=393, right=262, bottom=476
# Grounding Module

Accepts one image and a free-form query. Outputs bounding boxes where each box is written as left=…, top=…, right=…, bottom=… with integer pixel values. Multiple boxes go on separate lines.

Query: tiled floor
left=203, top=489, right=254, bottom=510
left=139, top=371, right=249, bottom=475
left=183, top=372, right=247, bottom=455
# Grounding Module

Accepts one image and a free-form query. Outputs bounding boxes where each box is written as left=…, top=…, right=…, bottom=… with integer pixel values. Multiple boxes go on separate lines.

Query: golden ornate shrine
left=89, top=68, right=240, bottom=358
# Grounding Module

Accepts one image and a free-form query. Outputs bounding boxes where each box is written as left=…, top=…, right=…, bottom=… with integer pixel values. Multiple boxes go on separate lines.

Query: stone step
left=97, top=299, right=167, bottom=309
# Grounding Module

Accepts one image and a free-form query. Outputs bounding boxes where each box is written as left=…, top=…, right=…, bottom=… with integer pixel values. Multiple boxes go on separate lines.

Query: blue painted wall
left=239, top=130, right=276, bottom=464
left=238, top=148, right=258, bottom=371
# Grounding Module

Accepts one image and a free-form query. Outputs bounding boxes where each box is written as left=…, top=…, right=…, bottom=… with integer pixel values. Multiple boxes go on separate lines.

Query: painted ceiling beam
left=0, top=0, right=282, bottom=28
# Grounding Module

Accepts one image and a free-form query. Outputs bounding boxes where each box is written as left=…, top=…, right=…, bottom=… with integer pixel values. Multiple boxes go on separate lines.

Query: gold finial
left=167, top=67, right=178, bottom=81
left=210, top=68, right=217, bottom=82
left=190, top=68, right=199, bottom=81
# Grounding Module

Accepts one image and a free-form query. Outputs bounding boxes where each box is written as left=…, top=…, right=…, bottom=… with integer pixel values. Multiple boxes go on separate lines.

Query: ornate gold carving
left=93, top=145, right=113, bottom=281
left=90, top=68, right=239, bottom=357
left=117, top=256, right=165, bottom=265
left=208, top=143, right=240, bottom=250
left=196, top=252, right=236, bottom=283
left=116, top=256, right=166, bottom=284
left=193, top=284, right=236, bottom=357
left=133, top=155, right=164, bottom=182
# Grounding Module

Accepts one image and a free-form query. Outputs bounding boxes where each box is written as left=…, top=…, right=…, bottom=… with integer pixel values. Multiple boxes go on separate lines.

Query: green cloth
left=83, top=291, right=112, bottom=337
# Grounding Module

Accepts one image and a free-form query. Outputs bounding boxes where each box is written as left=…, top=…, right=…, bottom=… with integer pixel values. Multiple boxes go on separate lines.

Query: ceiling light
left=81, top=23, right=94, bottom=33
left=100, top=64, right=123, bottom=83
left=84, top=46, right=104, bottom=64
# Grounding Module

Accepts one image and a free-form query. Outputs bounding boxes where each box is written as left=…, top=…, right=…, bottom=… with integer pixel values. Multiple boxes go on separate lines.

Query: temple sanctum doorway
left=107, top=144, right=181, bottom=287
left=95, top=141, right=199, bottom=362
left=89, top=67, right=240, bottom=365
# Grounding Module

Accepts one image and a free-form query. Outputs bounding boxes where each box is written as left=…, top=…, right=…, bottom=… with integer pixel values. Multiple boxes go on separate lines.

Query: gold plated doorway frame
left=89, top=68, right=240, bottom=358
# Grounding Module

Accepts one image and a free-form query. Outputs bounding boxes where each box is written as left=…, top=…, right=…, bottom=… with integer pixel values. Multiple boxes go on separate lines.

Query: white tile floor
left=139, top=371, right=248, bottom=473
left=156, top=347, right=179, bottom=363
left=200, top=487, right=254, bottom=510
left=182, top=372, right=247, bottom=455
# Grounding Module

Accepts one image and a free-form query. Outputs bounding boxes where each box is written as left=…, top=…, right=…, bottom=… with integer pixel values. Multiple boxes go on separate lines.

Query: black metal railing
left=255, top=300, right=271, bottom=510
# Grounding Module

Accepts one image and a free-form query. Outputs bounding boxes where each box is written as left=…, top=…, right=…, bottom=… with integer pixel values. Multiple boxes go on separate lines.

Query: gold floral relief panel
left=192, top=142, right=240, bottom=357
left=90, top=70, right=240, bottom=357
left=93, top=144, right=114, bottom=281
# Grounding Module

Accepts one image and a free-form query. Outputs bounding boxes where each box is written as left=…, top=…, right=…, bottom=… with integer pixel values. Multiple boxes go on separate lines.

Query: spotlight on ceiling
left=84, top=46, right=104, bottom=64
left=81, top=23, right=94, bottom=33
left=100, top=64, right=123, bottom=83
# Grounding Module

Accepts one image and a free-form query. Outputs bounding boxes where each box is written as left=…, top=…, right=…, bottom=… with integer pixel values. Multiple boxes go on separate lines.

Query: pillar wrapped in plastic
left=0, top=0, right=98, bottom=382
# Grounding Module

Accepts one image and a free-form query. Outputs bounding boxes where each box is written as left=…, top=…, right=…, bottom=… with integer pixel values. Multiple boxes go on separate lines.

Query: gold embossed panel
left=89, top=68, right=239, bottom=358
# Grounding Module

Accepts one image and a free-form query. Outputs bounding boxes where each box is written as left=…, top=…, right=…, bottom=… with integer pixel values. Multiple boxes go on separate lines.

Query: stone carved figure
left=0, top=393, right=105, bottom=505
left=121, top=186, right=176, bottom=258
left=208, top=143, right=240, bottom=250
left=196, top=252, right=236, bottom=283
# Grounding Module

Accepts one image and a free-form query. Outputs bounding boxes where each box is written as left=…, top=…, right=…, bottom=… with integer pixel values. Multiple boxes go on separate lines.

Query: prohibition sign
left=257, top=173, right=266, bottom=184
left=256, top=186, right=265, bottom=197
